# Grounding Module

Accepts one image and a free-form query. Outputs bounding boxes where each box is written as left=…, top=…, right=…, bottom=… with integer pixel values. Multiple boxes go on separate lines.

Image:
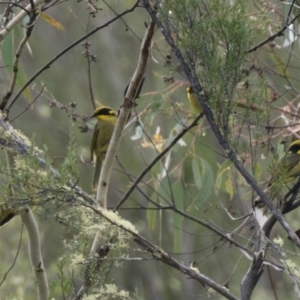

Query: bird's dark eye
left=98, top=108, right=112, bottom=116
left=289, top=143, right=300, bottom=154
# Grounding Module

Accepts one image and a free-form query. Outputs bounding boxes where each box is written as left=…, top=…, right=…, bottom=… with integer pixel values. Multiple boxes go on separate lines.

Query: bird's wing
left=286, top=153, right=300, bottom=177
left=98, top=122, right=115, bottom=150
left=90, top=125, right=100, bottom=161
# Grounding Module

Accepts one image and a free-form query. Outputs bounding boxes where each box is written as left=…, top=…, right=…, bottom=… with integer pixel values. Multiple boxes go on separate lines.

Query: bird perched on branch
left=90, top=106, right=117, bottom=189
left=255, top=140, right=300, bottom=211
left=186, top=85, right=262, bottom=114
left=279, top=140, right=300, bottom=183
left=186, top=86, right=203, bottom=114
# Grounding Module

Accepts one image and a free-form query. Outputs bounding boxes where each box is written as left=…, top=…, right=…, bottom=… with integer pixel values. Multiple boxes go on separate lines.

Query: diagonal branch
left=0, top=0, right=45, bottom=42
left=114, top=114, right=203, bottom=210
left=84, top=203, right=240, bottom=300
left=1, top=5, right=39, bottom=111
left=95, top=20, right=156, bottom=209
left=0, top=115, right=96, bottom=206
left=73, top=18, right=156, bottom=300
left=141, top=0, right=300, bottom=249
left=248, top=0, right=300, bottom=53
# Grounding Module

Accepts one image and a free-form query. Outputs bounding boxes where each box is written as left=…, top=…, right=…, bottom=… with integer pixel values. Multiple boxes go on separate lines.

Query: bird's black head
left=288, top=140, right=300, bottom=154
left=91, top=106, right=116, bottom=118
left=186, top=86, right=193, bottom=94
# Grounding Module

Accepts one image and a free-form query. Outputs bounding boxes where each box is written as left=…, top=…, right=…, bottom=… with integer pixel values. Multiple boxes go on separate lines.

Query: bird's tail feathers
left=93, top=160, right=102, bottom=190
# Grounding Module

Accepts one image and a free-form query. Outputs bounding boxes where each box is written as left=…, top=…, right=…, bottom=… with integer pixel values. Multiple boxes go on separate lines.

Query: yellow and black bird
left=186, top=85, right=263, bottom=113
left=186, top=86, right=203, bottom=114
left=90, top=106, right=118, bottom=189
left=255, top=140, right=300, bottom=210
left=279, top=140, right=300, bottom=184
left=0, top=181, right=37, bottom=227
left=0, top=207, right=17, bottom=227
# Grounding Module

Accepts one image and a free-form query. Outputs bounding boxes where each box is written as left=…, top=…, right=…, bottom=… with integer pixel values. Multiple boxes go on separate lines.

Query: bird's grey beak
left=89, top=114, right=95, bottom=119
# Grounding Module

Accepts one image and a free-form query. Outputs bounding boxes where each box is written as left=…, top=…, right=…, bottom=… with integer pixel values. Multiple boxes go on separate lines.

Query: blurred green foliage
left=0, top=0, right=300, bottom=299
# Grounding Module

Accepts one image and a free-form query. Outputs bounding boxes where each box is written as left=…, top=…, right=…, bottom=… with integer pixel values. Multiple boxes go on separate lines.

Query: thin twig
left=248, top=11, right=300, bottom=53
left=114, top=113, right=203, bottom=210
left=4, top=0, right=140, bottom=113
left=142, top=0, right=300, bottom=249
left=0, top=225, right=23, bottom=286
left=73, top=13, right=154, bottom=300
left=96, top=19, right=156, bottom=209
left=83, top=202, right=240, bottom=300
left=0, top=0, right=45, bottom=42
left=115, top=156, right=165, bottom=208
left=1, top=5, right=38, bottom=111
left=10, top=85, right=45, bottom=122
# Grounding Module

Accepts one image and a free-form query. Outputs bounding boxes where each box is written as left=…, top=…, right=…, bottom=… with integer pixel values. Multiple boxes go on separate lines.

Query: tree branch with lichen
left=72, top=19, right=157, bottom=300
left=0, top=113, right=96, bottom=206
left=82, top=203, right=240, bottom=300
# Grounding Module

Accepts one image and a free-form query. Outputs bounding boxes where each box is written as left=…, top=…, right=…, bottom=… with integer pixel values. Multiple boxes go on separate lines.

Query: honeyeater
left=186, top=86, right=203, bottom=114
left=278, top=140, right=300, bottom=184
left=0, top=207, right=17, bottom=226
left=255, top=140, right=300, bottom=209
left=0, top=182, right=36, bottom=227
left=90, top=106, right=117, bottom=189
left=186, top=85, right=262, bottom=113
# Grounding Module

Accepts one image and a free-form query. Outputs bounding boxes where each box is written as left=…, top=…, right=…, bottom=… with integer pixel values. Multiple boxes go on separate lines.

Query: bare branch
left=248, top=0, right=300, bottom=53
left=0, top=0, right=45, bottom=42
left=73, top=16, right=156, bottom=300
left=0, top=5, right=39, bottom=111
left=141, top=0, right=300, bottom=249
left=96, top=20, right=156, bottom=209
left=114, top=113, right=203, bottom=210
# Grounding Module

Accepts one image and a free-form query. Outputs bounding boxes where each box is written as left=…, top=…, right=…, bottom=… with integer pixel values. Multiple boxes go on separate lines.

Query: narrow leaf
left=147, top=194, right=157, bottom=231
left=2, top=31, right=14, bottom=71
left=40, top=13, right=65, bottom=30
left=192, top=157, right=214, bottom=205
left=192, top=157, right=202, bottom=189
left=172, top=180, right=184, bottom=252
left=15, top=63, right=33, bottom=103
left=147, top=177, right=171, bottom=230
left=216, top=160, right=233, bottom=199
